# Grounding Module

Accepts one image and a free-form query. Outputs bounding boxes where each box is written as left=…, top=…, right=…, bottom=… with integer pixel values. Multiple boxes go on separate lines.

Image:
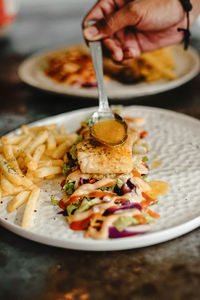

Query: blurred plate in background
left=18, top=44, right=200, bottom=100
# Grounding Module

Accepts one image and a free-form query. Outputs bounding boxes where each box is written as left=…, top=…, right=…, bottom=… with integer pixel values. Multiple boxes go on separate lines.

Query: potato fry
left=27, top=144, right=46, bottom=170
left=40, top=154, right=51, bottom=161
left=2, top=145, right=23, bottom=175
left=141, top=53, right=175, bottom=80
left=7, top=190, right=30, bottom=212
left=59, top=124, right=67, bottom=135
left=55, top=135, right=70, bottom=144
left=1, top=135, right=25, bottom=145
left=45, top=174, right=56, bottom=180
left=47, top=131, right=56, bottom=150
left=1, top=175, right=25, bottom=195
left=34, top=166, right=62, bottom=178
left=28, top=124, right=56, bottom=132
left=21, top=125, right=30, bottom=134
left=52, top=159, right=63, bottom=167
left=21, top=187, right=40, bottom=229
left=25, top=130, right=48, bottom=154
left=38, top=159, right=63, bottom=168
left=38, top=160, right=52, bottom=168
left=44, top=149, right=54, bottom=157
left=17, top=156, right=26, bottom=170
left=52, top=134, right=77, bottom=159
left=0, top=155, right=33, bottom=188
left=63, top=153, right=68, bottom=163
left=2, top=144, right=14, bottom=161
left=15, top=134, right=33, bottom=155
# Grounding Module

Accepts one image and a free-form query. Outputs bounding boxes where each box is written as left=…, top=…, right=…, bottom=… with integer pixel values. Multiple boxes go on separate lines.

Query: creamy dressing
left=67, top=170, right=90, bottom=181
left=89, top=209, right=141, bottom=239
left=136, top=164, right=148, bottom=175
left=133, top=177, right=151, bottom=192
left=70, top=178, right=116, bottom=197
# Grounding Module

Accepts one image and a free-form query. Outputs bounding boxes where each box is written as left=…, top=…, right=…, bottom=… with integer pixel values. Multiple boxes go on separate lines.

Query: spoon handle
left=89, top=41, right=110, bottom=112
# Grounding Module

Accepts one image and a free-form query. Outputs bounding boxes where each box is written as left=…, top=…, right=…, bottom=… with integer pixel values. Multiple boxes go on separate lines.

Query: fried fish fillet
left=77, top=129, right=138, bottom=174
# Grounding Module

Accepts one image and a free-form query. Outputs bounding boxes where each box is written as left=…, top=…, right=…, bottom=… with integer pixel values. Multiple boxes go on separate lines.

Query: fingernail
left=84, top=26, right=99, bottom=40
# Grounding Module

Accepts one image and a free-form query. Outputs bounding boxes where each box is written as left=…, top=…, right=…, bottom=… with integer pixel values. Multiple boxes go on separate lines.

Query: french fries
left=8, top=190, right=30, bottom=213
left=0, top=123, right=76, bottom=229
left=21, top=187, right=40, bottom=229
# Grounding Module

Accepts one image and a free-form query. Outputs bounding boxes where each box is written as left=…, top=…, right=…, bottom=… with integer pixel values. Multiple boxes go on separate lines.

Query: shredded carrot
left=80, top=123, right=88, bottom=129
left=89, top=190, right=115, bottom=198
left=134, top=214, right=147, bottom=224
left=148, top=209, right=160, bottom=219
left=142, top=192, right=156, bottom=206
left=140, top=131, right=148, bottom=138
left=70, top=216, right=91, bottom=231
left=89, top=178, right=97, bottom=184
left=140, top=200, right=149, bottom=209
left=132, top=170, right=141, bottom=178
left=59, top=199, right=68, bottom=210
left=101, top=180, right=116, bottom=187
left=68, top=195, right=83, bottom=203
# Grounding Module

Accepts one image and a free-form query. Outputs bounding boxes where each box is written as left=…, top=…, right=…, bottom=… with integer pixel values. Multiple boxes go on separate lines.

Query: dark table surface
left=0, top=1, right=200, bottom=300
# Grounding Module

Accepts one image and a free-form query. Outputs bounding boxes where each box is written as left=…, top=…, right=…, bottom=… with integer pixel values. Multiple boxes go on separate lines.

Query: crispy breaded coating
left=77, top=129, right=138, bottom=174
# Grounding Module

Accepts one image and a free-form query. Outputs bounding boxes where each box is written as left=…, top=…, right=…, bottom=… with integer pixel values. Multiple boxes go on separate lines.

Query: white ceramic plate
left=0, top=106, right=200, bottom=251
left=18, top=44, right=200, bottom=100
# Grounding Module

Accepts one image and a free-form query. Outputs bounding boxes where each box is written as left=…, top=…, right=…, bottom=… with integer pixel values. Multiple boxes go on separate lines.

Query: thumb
left=83, top=3, right=140, bottom=41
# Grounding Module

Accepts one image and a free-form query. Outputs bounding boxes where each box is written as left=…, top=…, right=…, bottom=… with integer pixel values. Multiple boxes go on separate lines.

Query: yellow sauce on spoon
left=91, top=119, right=127, bottom=146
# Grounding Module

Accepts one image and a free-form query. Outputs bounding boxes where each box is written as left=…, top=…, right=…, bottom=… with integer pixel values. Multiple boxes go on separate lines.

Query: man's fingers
left=116, top=30, right=142, bottom=59
left=103, top=38, right=124, bottom=61
left=83, top=2, right=141, bottom=41
left=83, top=0, right=117, bottom=28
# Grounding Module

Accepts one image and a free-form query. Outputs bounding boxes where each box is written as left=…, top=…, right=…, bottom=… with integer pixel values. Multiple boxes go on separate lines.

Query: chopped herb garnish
left=63, top=180, right=75, bottom=195
left=51, top=195, right=59, bottom=206
left=100, top=185, right=114, bottom=192
left=69, top=135, right=83, bottom=161
left=142, top=175, right=147, bottom=180
left=116, top=178, right=123, bottom=189
left=62, top=163, right=71, bottom=176
left=67, top=201, right=81, bottom=216
left=143, top=156, right=149, bottom=162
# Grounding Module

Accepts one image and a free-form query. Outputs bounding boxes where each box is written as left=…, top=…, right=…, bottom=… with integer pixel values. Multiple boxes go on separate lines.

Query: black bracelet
left=177, top=0, right=193, bottom=50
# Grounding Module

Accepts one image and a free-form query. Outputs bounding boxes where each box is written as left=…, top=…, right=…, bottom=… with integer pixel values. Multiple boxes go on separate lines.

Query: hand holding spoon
left=89, top=41, right=127, bottom=146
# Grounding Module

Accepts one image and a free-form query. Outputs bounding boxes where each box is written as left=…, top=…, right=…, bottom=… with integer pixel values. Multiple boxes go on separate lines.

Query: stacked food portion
left=57, top=116, right=168, bottom=239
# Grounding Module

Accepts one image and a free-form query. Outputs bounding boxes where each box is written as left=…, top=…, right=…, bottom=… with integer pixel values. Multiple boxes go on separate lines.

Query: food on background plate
left=41, top=45, right=176, bottom=88
left=56, top=115, right=169, bottom=239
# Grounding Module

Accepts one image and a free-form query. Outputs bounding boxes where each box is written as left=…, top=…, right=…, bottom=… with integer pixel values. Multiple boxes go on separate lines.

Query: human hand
left=83, top=0, right=199, bottom=62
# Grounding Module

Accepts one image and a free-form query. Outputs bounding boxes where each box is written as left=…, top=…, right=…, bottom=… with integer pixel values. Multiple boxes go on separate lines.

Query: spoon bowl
left=89, top=41, right=127, bottom=146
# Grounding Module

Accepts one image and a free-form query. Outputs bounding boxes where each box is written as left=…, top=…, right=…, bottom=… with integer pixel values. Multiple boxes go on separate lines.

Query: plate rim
left=18, top=44, right=200, bottom=100
left=1, top=105, right=200, bottom=251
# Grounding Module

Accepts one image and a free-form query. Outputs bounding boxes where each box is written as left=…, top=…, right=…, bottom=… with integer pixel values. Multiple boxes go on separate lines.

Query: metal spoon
left=89, top=41, right=127, bottom=146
